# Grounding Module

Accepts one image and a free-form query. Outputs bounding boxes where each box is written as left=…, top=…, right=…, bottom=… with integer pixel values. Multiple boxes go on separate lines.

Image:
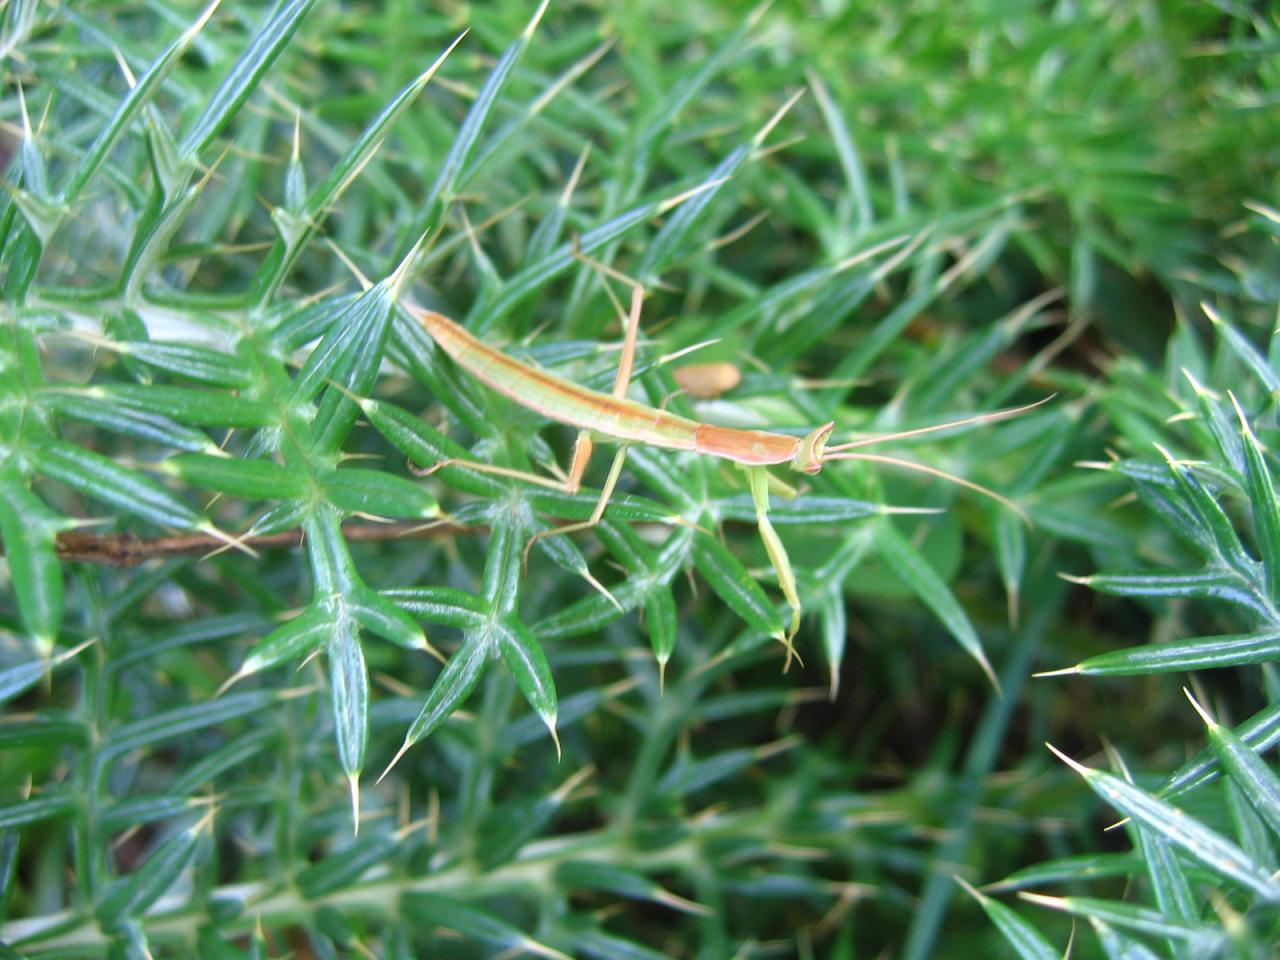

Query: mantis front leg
left=744, top=465, right=803, bottom=671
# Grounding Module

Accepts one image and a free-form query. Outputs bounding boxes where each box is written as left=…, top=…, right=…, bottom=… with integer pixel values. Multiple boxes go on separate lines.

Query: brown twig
left=40, top=522, right=477, bottom=567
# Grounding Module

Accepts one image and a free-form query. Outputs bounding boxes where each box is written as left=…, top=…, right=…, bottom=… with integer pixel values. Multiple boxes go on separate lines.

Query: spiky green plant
left=1, top=1, right=1276, bottom=957
left=971, top=204, right=1280, bottom=958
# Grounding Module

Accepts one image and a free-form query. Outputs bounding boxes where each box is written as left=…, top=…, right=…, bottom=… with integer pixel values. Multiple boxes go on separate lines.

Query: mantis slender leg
left=413, top=427, right=599, bottom=494
left=414, top=443, right=625, bottom=610
left=607, top=284, right=642, bottom=393
left=522, top=284, right=645, bottom=559
left=745, top=464, right=804, bottom=671
left=411, top=456, right=575, bottom=492
left=522, top=444, right=630, bottom=564
left=563, top=432, right=594, bottom=493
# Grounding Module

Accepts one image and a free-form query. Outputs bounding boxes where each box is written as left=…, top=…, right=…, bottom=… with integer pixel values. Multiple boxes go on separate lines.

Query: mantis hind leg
left=412, top=437, right=627, bottom=610
left=522, top=445, right=629, bottom=574
left=744, top=465, right=804, bottom=672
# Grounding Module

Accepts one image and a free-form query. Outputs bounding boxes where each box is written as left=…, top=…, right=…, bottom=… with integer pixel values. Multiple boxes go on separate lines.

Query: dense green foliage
left=2, top=0, right=1278, bottom=957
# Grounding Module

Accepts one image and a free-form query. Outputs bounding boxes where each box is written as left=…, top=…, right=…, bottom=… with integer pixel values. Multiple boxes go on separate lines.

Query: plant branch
left=26, top=522, right=478, bottom=567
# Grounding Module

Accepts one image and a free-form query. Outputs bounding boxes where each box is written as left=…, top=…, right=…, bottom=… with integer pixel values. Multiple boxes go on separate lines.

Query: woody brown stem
left=36, top=522, right=476, bottom=567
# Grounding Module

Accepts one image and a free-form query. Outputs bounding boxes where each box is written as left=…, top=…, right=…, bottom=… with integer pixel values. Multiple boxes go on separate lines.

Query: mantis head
left=809, top=398, right=1054, bottom=521
left=792, top=422, right=836, bottom=475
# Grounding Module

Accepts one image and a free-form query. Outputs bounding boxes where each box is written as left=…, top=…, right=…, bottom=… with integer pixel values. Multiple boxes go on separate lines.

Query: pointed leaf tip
left=188, top=0, right=222, bottom=37
left=1183, top=688, right=1217, bottom=728
left=349, top=772, right=361, bottom=835
left=951, top=874, right=985, bottom=903
left=1032, top=665, right=1080, bottom=678
left=1045, top=742, right=1090, bottom=776
left=547, top=718, right=562, bottom=761
left=214, top=669, right=245, bottom=698
left=752, top=87, right=806, bottom=147
left=389, top=231, right=431, bottom=297
left=977, top=650, right=1001, bottom=694
left=378, top=739, right=412, bottom=785
left=523, top=0, right=552, bottom=38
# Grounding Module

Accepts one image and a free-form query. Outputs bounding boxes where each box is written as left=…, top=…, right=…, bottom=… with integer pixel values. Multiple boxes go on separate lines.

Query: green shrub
left=1, top=1, right=1276, bottom=957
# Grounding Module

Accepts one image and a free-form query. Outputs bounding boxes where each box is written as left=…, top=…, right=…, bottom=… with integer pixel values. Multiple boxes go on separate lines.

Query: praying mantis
left=408, top=263, right=1042, bottom=666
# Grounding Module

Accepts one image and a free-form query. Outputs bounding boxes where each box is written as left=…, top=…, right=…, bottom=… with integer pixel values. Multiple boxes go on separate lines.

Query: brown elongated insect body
left=415, top=307, right=834, bottom=471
